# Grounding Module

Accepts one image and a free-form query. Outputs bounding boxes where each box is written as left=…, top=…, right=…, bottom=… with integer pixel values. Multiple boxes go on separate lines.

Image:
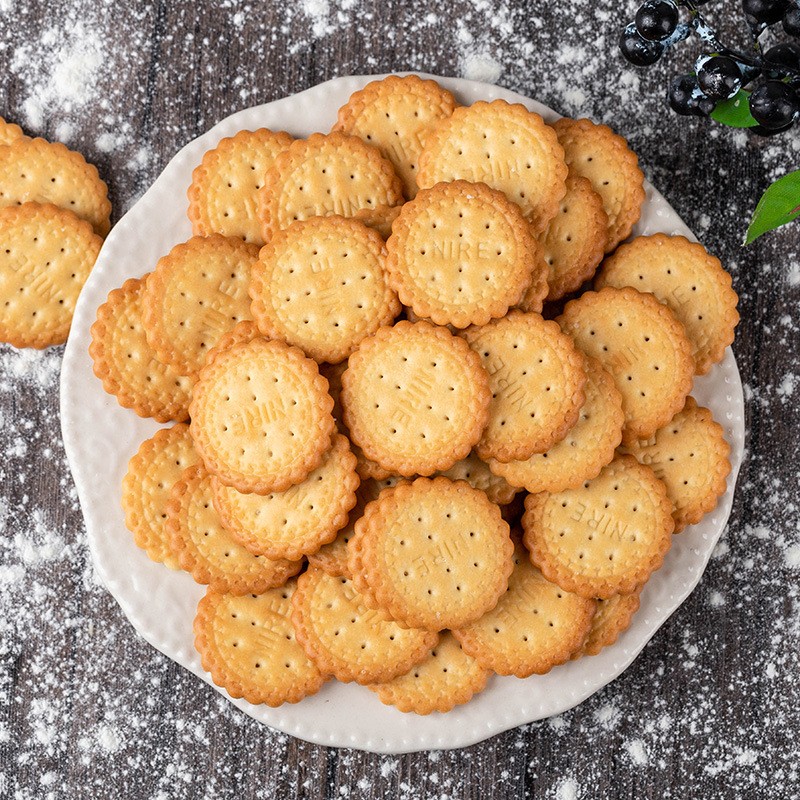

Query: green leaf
left=745, top=169, right=800, bottom=245
left=711, top=90, right=758, bottom=128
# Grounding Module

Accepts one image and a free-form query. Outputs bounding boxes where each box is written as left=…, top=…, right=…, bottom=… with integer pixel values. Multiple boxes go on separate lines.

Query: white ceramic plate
left=60, top=74, right=745, bottom=754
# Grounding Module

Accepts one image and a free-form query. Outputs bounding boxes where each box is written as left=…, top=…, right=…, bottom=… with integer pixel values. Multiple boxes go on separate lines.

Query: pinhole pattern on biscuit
left=621, top=397, right=731, bottom=532
left=368, top=631, right=490, bottom=715
left=558, top=286, right=694, bottom=443
left=211, top=433, right=359, bottom=561
left=250, top=216, right=400, bottom=364
left=142, top=235, right=259, bottom=377
left=290, top=567, right=437, bottom=685
left=188, top=128, right=293, bottom=245
left=539, top=174, right=608, bottom=301
left=190, top=338, right=335, bottom=495
left=166, top=464, right=302, bottom=594
left=596, top=234, right=739, bottom=375
left=464, top=310, right=587, bottom=463
left=522, top=454, right=674, bottom=599
left=385, top=180, right=544, bottom=328
left=350, top=477, right=514, bottom=631
left=453, top=540, right=596, bottom=678
left=121, top=424, right=200, bottom=568
left=572, top=589, right=641, bottom=658
left=552, top=117, right=645, bottom=253
left=258, top=132, right=404, bottom=242
left=333, top=74, right=458, bottom=199
left=417, top=100, right=567, bottom=235
left=193, top=583, right=325, bottom=706
left=0, top=138, right=111, bottom=236
left=0, top=202, right=101, bottom=348
left=341, top=320, right=490, bottom=476
left=90, top=276, right=194, bottom=421
left=488, top=356, right=623, bottom=494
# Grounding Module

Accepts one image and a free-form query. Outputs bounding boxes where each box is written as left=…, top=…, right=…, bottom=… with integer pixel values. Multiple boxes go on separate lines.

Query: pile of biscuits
left=91, top=75, right=738, bottom=715
left=0, top=118, right=110, bottom=348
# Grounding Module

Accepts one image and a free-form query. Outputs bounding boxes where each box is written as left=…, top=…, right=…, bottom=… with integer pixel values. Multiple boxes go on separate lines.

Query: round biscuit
left=290, top=567, right=438, bottom=685
left=0, top=202, right=101, bottom=348
left=341, top=320, right=491, bottom=476
left=417, top=99, right=568, bottom=235
left=348, top=477, right=514, bottom=631
left=522, top=454, right=674, bottom=599
left=464, top=310, right=587, bottom=463
left=187, top=128, right=294, bottom=245
left=258, top=132, right=404, bottom=241
left=551, top=117, right=645, bottom=253
left=572, top=589, right=642, bottom=659
left=453, top=540, right=596, bottom=677
left=142, top=235, right=258, bottom=377
left=488, top=356, right=623, bottom=493
left=189, top=338, right=335, bottom=495
left=386, top=180, right=544, bottom=328
left=121, top=424, right=200, bottom=568
left=557, top=286, right=695, bottom=443
left=194, top=582, right=326, bottom=706
left=250, top=216, right=400, bottom=363
left=90, top=276, right=194, bottom=422
left=595, top=234, right=739, bottom=375
left=333, top=74, right=457, bottom=199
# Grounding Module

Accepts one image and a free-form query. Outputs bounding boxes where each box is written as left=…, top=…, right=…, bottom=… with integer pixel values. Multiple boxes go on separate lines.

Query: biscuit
left=349, top=477, right=514, bottom=631
left=341, top=320, right=491, bottom=476
left=417, top=100, right=568, bottom=234
left=620, top=397, right=731, bottom=532
left=121, top=423, right=200, bottom=568
left=385, top=180, right=544, bottom=328
left=522, top=454, right=674, bottom=599
left=0, top=138, right=111, bottom=236
left=488, top=356, right=623, bottom=493
left=512, top=245, right=550, bottom=315
left=194, top=582, right=326, bottom=706
left=453, top=540, right=596, bottom=677
left=190, top=337, right=335, bottom=495
left=187, top=128, right=294, bottom=245
left=0, top=202, right=101, bottom=348
left=201, top=319, right=263, bottom=370
left=142, top=235, right=259, bottom=377
left=333, top=74, right=458, bottom=199
left=368, top=632, right=489, bottom=715
left=464, top=310, right=587, bottom=462
left=291, top=566, right=438, bottom=685
left=572, top=589, right=641, bottom=658
left=438, top=452, right=517, bottom=505
left=595, top=234, right=739, bottom=375
left=166, top=465, right=302, bottom=594
left=557, top=286, right=694, bottom=443
left=540, top=175, right=608, bottom=301
left=258, top=132, right=404, bottom=241
left=211, top=433, right=359, bottom=561
left=353, top=204, right=402, bottom=239
left=250, top=216, right=400, bottom=363
left=551, top=117, right=645, bottom=252
left=90, top=276, right=194, bottom=422
left=0, top=117, right=27, bottom=146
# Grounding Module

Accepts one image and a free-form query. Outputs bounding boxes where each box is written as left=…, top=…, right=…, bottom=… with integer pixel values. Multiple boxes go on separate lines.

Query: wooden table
left=1, top=3, right=797, bottom=798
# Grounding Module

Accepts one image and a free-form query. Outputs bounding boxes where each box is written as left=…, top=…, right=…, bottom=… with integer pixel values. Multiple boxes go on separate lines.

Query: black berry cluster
left=620, top=0, right=800, bottom=135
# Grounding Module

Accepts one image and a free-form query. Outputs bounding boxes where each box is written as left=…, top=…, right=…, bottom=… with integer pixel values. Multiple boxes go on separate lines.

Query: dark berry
left=620, top=23, right=665, bottom=66
left=751, top=120, right=795, bottom=135
left=742, top=0, right=789, bottom=25
left=749, top=80, right=800, bottom=128
left=668, top=75, right=715, bottom=116
left=698, top=56, right=743, bottom=101
left=763, top=42, right=800, bottom=75
left=635, top=0, right=679, bottom=41
left=784, top=4, right=800, bottom=35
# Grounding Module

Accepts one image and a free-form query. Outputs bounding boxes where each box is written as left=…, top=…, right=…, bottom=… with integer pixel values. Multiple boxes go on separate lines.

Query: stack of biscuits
left=91, top=75, right=738, bottom=714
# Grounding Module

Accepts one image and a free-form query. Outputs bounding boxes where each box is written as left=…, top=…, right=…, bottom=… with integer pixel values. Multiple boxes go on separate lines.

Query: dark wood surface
left=1, top=2, right=798, bottom=798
